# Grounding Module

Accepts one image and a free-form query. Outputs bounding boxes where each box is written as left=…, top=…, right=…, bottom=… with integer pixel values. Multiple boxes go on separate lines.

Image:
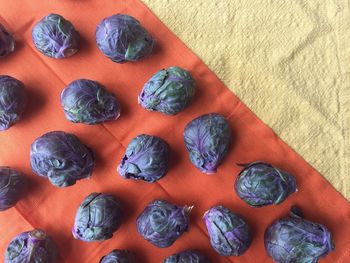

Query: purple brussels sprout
left=234, top=162, right=297, bottom=207
left=164, top=250, right=211, bottom=263
left=204, top=206, right=252, bottom=256
left=96, top=14, right=155, bottom=63
left=61, top=79, right=120, bottom=124
left=99, top=250, right=136, bottom=263
left=72, top=193, right=123, bottom=242
left=0, top=167, right=24, bottom=211
left=138, top=66, right=195, bottom=115
left=30, top=131, right=94, bottom=188
left=32, top=14, right=79, bottom=59
left=0, top=76, right=26, bottom=131
left=265, top=206, right=334, bottom=263
left=136, top=199, right=193, bottom=248
left=5, top=229, right=58, bottom=263
left=0, top=23, right=15, bottom=58
left=184, top=113, right=231, bottom=173
left=117, top=134, right=169, bottom=183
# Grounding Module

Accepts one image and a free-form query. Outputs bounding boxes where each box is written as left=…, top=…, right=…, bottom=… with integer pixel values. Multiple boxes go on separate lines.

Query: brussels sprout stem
left=184, top=205, right=194, bottom=216
left=29, top=229, right=47, bottom=243
left=27, top=229, right=47, bottom=262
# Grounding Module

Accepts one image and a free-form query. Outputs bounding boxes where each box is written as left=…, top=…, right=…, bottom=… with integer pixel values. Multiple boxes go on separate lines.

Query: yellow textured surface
left=142, top=0, right=350, bottom=199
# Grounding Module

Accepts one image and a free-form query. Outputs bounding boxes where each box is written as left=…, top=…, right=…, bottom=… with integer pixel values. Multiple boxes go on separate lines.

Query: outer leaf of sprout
left=61, top=79, right=120, bottom=124
left=136, top=199, right=192, bottom=248
left=203, top=205, right=252, bottom=256
left=0, top=167, right=24, bottom=211
left=138, top=66, right=195, bottom=115
left=99, top=250, right=136, bottom=263
left=164, top=249, right=211, bottom=263
left=117, top=134, right=169, bottom=183
left=184, top=113, right=231, bottom=173
left=5, top=229, right=58, bottom=263
left=32, top=14, right=79, bottom=59
left=0, top=76, right=26, bottom=131
left=30, top=131, right=94, bottom=187
left=0, top=23, right=15, bottom=58
left=96, top=14, right=154, bottom=63
left=234, top=161, right=297, bottom=207
left=72, top=193, right=123, bottom=242
left=264, top=206, right=334, bottom=263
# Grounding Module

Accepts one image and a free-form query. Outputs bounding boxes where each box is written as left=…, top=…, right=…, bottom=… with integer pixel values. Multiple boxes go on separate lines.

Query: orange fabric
left=0, top=0, right=349, bottom=262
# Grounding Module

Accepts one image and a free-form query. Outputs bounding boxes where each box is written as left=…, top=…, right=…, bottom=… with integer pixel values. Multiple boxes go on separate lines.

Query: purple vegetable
left=72, top=193, right=123, bottom=242
left=0, top=75, right=26, bottom=131
left=138, top=66, right=195, bottom=115
left=234, top=162, right=297, bottom=207
left=184, top=113, right=231, bottom=173
left=117, top=134, right=169, bottom=183
left=0, top=23, right=15, bottom=58
left=164, top=249, right=211, bottom=263
left=136, top=199, right=192, bottom=248
left=5, top=229, right=58, bottom=263
left=32, top=14, right=79, bottom=59
left=96, top=14, right=155, bottom=63
left=30, top=131, right=94, bottom=187
left=99, top=250, right=136, bottom=263
left=0, top=167, right=24, bottom=211
left=61, top=79, right=120, bottom=124
left=203, top=205, right=252, bottom=256
left=265, top=206, right=334, bottom=263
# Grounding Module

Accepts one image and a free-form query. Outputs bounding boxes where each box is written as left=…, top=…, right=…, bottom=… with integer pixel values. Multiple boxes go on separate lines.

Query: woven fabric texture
left=142, top=0, right=350, bottom=199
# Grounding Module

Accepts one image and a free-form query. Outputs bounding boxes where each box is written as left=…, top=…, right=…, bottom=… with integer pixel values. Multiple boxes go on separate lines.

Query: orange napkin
left=0, top=0, right=349, bottom=262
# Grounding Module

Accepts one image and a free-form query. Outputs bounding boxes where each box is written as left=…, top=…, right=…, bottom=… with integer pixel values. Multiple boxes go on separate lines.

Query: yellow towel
left=142, top=0, right=350, bottom=199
